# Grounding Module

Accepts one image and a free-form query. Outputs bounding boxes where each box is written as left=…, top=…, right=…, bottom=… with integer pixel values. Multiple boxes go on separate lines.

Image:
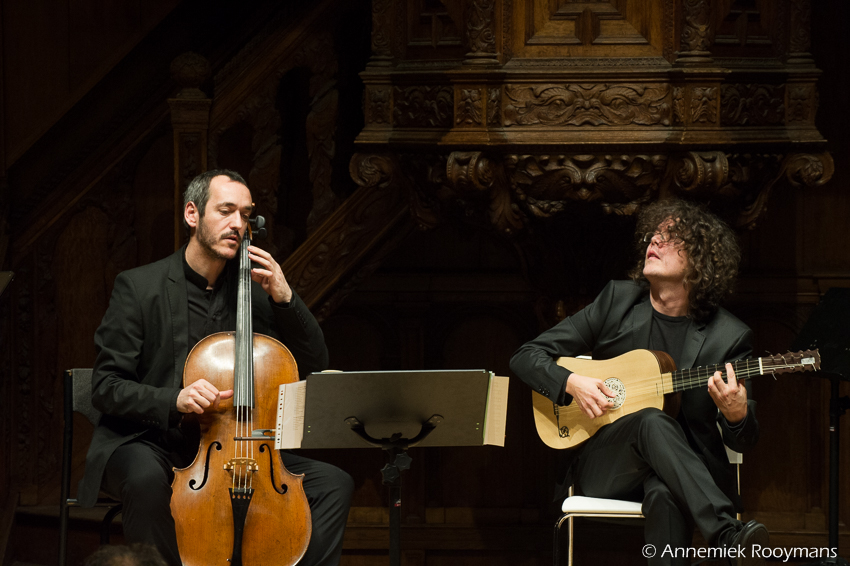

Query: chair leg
left=568, top=515, right=574, bottom=566
left=553, top=513, right=568, bottom=566
left=58, top=504, right=69, bottom=566
left=100, top=504, right=123, bottom=545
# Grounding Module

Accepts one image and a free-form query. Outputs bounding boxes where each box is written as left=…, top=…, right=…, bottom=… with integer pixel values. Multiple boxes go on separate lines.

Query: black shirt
left=649, top=307, right=689, bottom=369
left=183, top=250, right=230, bottom=350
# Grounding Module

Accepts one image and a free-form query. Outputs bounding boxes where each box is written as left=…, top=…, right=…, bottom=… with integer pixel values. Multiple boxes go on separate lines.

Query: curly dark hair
left=628, top=199, right=741, bottom=322
left=84, top=544, right=167, bottom=566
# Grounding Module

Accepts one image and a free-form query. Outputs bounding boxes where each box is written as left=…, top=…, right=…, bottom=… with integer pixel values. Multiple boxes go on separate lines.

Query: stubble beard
left=196, top=215, right=239, bottom=262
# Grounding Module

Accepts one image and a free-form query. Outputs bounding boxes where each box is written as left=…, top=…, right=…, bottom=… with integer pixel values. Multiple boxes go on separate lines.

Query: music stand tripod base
left=345, top=415, right=443, bottom=566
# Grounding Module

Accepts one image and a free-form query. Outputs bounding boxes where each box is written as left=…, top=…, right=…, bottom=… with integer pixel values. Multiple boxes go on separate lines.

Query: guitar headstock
left=761, top=349, right=821, bottom=375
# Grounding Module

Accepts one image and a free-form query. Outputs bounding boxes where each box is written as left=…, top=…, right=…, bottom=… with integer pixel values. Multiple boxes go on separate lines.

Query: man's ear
left=185, top=202, right=199, bottom=229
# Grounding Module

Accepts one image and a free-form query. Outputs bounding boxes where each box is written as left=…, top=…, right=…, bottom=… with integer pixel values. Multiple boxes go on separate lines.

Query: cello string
left=243, top=232, right=251, bottom=490
left=247, top=233, right=254, bottom=490
left=238, top=232, right=249, bottom=491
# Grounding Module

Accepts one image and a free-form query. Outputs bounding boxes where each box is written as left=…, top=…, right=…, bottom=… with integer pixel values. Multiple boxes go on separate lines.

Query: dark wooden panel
left=2, top=0, right=178, bottom=165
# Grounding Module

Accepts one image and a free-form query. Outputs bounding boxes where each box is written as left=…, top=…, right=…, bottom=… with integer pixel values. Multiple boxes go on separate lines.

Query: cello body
left=170, top=218, right=311, bottom=566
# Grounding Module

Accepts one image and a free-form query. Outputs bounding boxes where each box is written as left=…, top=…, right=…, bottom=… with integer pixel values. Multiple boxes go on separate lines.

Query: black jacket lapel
left=679, top=319, right=706, bottom=371
left=166, top=248, right=189, bottom=388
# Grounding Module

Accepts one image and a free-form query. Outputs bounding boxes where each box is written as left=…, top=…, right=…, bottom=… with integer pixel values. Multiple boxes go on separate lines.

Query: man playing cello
left=77, top=170, right=352, bottom=565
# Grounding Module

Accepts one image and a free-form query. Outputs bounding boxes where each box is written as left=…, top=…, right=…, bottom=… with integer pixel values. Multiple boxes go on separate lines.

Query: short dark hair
left=182, top=169, right=248, bottom=228
left=629, top=199, right=741, bottom=322
left=84, top=543, right=167, bottom=566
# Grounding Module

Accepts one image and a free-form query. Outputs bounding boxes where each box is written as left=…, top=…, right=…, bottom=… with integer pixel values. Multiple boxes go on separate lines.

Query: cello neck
left=233, top=228, right=254, bottom=408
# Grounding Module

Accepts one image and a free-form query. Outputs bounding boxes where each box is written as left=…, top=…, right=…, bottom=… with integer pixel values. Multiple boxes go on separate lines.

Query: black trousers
left=102, top=440, right=354, bottom=566
left=573, top=409, right=740, bottom=566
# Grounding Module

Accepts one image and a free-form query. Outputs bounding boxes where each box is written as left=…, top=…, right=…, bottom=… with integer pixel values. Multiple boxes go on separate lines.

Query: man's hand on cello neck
left=248, top=245, right=293, bottom=304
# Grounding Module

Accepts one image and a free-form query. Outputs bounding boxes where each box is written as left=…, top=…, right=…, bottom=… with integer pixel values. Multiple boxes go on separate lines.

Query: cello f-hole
left=188, top=441, right=222, bottom=491
left=260, top=444, right=289, bottom=494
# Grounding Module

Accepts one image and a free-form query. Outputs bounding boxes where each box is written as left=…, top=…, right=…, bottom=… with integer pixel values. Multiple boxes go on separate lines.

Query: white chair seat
left=560, top=495, right=644, bottom=516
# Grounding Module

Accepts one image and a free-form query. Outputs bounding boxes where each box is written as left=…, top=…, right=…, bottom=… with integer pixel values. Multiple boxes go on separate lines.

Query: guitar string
left=584, top=358, right=816, bottom=400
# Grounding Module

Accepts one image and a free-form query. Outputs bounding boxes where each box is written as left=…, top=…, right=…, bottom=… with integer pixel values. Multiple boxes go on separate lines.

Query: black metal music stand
left=792, top=288, right=850, bottom=566
left=299, top=369, right=506, bottom=566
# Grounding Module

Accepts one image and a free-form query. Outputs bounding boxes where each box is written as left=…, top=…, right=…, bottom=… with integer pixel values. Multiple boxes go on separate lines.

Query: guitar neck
left=665, top=358, right=765, bottom=394
left=663, top=350, right=821, bottom=393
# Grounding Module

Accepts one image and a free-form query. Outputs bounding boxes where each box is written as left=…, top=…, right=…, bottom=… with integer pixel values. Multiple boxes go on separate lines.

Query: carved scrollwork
left=393, top=86, right=454, bottom=128
left=788, top=0, right=812, bottom=59
left=787, top=84, right=817, bottom=124
left=506, top=154, right=667, bottom=218
left=721, top=84, right=785, bottom=126
left=445, top=152, right=523, bottom=235
left=690, top=87, right=717, bottom=124
left=673, top=87, right=686, bottom=124
left=366, top=86, right=392, bottom=125
left=349, top=153, right=395, bottom=190
left=488, top=87, right=501, bottom=126
left=667, top=152, right=729, bottom=197
left=369, top=0, right=394, bottom=66
left=504, top=84, right=671, bottom=127
left=465, top=0, right=498, bottom=64
left=457, top=88, right=484, bottom=126
left=680, top=0, right=714, bottom=54
left=784, top=152, right=834, bottom=189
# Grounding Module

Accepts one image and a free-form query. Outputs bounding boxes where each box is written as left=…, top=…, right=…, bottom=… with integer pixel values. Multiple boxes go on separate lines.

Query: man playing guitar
left=511, top=199, right=768, bottom=566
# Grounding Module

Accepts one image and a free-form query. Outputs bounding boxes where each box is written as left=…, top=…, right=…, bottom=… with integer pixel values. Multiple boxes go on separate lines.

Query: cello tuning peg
left=255, top=228, right=267, bottom=240
left=250, top=216, right=266, bottom=230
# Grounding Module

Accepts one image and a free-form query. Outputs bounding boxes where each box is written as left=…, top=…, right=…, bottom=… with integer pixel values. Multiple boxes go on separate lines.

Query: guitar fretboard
left=669, top=355, right=817, bottom=393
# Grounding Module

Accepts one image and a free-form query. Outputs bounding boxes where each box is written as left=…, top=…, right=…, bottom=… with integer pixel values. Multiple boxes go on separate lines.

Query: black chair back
left=58, top=368, right=122, bottom=566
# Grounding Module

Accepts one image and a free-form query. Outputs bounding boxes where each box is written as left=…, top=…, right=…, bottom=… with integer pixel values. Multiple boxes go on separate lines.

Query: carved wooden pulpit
left=342, top=0, right=832, bottom=287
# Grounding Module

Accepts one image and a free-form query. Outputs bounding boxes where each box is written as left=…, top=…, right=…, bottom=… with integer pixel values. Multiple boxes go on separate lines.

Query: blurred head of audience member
left=84, top=543, right=167, bottom=566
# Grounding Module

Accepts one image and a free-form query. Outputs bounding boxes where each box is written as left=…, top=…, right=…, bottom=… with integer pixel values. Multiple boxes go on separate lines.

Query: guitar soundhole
left=603, top=378, right=626, bottom=410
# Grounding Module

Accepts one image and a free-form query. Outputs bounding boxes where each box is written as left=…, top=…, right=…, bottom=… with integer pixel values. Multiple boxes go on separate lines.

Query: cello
left=170, top=217, right=311, bottom=565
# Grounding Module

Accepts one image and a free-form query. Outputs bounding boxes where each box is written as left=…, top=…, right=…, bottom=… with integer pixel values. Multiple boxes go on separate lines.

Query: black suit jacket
left=77, top=247, right=329, bottom=507
left=510, top=280, right=759, bottom=509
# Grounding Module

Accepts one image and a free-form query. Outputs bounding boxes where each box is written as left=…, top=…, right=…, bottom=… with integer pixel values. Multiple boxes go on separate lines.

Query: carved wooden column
left=463, top=0, right=499, bottom=66
left=787, top=0, right=814, bottom=66
left=670, top=0, right=726, bottom=149
left=360, top=0, right=396, bottom=145
left=168, top=52, right=212, bottom=249
left=675, top=0, right=715, bottom=66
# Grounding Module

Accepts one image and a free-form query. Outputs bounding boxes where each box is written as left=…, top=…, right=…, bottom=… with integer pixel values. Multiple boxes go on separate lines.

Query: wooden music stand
left=292, top=369, right=509, bottom=566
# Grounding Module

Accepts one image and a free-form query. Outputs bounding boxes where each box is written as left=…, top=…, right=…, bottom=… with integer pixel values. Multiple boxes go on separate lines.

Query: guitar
left=532, top=349, right=821, bottom=450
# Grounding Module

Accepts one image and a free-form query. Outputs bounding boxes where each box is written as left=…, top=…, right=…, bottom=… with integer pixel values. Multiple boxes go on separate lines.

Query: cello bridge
left=224, top=457, right=259, bottom=472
